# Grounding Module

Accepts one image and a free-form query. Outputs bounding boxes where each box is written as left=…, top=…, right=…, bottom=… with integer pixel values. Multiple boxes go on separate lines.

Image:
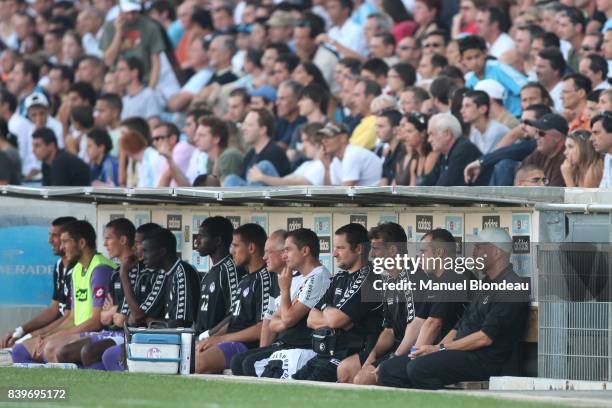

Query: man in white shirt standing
left=535, top=47, right=566, bottom=113
left=590, top=112, right=612, bottom=188
left=325, top=0, right=366, bottom=57
left=461, top=90, right=509, bottom=154
left=475, top=6, right=514, bottom=59
left=319, top=122, right=382, bottom=186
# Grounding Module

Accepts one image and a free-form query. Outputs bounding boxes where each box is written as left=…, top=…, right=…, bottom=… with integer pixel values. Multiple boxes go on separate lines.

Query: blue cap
left=249, top=86, right=277, bottom=103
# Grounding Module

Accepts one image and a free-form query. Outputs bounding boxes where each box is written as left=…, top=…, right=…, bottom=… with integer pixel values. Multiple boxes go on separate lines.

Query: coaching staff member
left=379, top=228, right=529, bottom=389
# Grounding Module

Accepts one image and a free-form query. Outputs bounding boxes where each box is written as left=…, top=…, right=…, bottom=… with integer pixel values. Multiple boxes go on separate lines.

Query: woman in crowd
left=395, top=112, right=438, bottom=186
left=292, top=62, right=329, bottom=91
left=61, top=30, right=84, bottom=66
left=386, top=62, right=416, bottom=97
left=413, top=0, right=443, bottom=40
left=560, top=129, right=604, bottom=188
left=118, top=118, right=161, bottom=188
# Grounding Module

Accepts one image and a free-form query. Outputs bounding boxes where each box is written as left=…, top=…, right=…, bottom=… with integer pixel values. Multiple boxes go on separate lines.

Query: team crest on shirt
left=94, top=287, right=105, bottom=299
left=482, top=295, right=489, bottom=305
left=209, top=282, right=215, bottom=293
left=243, top=287, right=250, bottom=297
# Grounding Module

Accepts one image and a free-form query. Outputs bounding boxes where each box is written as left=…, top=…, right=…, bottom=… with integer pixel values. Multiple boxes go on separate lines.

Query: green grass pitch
left=0, top=368, right=553, bottom=408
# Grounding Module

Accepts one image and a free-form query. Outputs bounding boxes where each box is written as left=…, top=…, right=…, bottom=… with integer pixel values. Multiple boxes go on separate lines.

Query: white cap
left=467, top=228, right=512, bottom=254
left=474, top=79, right=506, bottom=101
left=120, top=0, right=141, bottom=12
left=24, top=93, right=49, bottom=110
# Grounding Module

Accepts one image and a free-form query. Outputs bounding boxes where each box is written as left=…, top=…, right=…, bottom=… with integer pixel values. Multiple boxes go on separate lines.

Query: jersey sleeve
left=334, top=274, right=373, bottom=322
left=90, top=265, right=114, bottom=308
left=297, top=272, right=331, bottom=309
left=254, top=273, right=273, bottom=322
left=171, top=263, right=198, bottom=322
left=51, top=260, right=61, bottom=302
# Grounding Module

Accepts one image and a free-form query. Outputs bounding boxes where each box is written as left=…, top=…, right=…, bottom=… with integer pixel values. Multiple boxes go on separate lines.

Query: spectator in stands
left=32, top=127, right=89, bottom=186
left=520, top=113, right=568, bottom=187
left=580, top=32, right=604, bottom=59
left=226, top=88, right=251, bottom=124
left=249, top=122, right=325, bottom=186
left=196, top=35, right=239, bottom=102
left=382, top=228, right=528, bottom=389
left=76, top=7, right=104, bottom=58
left=323, top=0, right=366, bottom=57
left=429, top=76, right=455, bottom=114
left=427, top=112, right=481, bottom=186
left=47, top=64, right=73, bottom=116
left=154, top=122, right=195, bottom=187
left=94, top=93, right=122, bottom=157
left=369, top=32, right=396, bottom=66
left=386, top=63, right=416, bottom=98
left=271, top=53, right=300, bottom=89
left=117, top=57, right=162, bottom=120
left=0, top=89, right=33, bottom=180
left=25, top=93, right=64, bottom=148
left=294, top=15, right=339, bottom=93
left=73, top=59, right=104, bottom=95
left=274, top=80, right=306, bottom=149
left=561, top=73, right=593, bottom=132
left=512, top=24, right=544, bottom=80
left=118, top=121, right=161, bottom=188
left=292, top=62, right=329, bottom=91
left=100, top=0, right=166, bottom=89
left=461, top=35, right=527, bottom=117
left=461, top=90, right=509, bottom=154
left=396, top=112, right=438, bottom=186
left=417, top=53, right=446, bottom=81
left=520, top=82, right=553, bottom=111
left=376, top=109, right=404, bottom=186
left=475, top=6, right=514, bottom=58
left=557, top=6, right=586, bottom=72
left=586, top=90, right=603, bottom=120
left=590, top=112, right=612, bottom=188
left=413, top=0, right=442, bottom=40
left=266, top=10, right=296, bottom=45
left=287, top=84, right=328, bottom=164
left=579, top=54, right=610, bottom=91
left=535, top=47, right=566, bottom=113
left=70, top=104, right=94, bottom=153
left=399, top=86, right=430, bottom=115
left=451, top=0, right=478, bottom=37
left=474, top=80, right=518, bottom=129
left=561, top=129, right=603, bottom=188
left=361, top=58, right=389, bottom=90
left=0, top=121, right=20, bottom=185
left=224, top=108, right=291, bottom=186
left=514, top=164, right=548, bottom=187
left=87, top=128, right=118, bottom=186
left=319, top=122, right=382, bottom=186
left=8, top=59, right=44, bottom=117
left=350, top=78, right=381, bottom=150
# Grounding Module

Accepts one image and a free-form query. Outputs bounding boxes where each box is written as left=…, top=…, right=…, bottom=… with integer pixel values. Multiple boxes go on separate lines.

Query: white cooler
left=127, top=333, right=181, bottom=374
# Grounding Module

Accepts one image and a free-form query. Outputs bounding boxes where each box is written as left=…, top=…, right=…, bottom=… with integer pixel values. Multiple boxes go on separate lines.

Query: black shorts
left=292, top=355, right=342, bottom=382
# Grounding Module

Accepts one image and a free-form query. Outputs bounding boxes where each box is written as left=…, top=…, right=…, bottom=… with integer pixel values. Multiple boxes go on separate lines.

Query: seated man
left=14, top=220, right=116, bottom=363
left=195, top=224, right=275, bottom=374
left=379, top=228, right=530, bottom=389
left=4, top=217, right=76, bottom=353
left=230, top=228, right=331, bottom=377
left=52, top=220, right=164, bottom=368
left=292, top=223, right=383, bottom=382
left=375, top=229, right=471, bottom=387
left=101, top=227, right=201, bottom=371
left=514, top=164, right=548, bottom=186
left=195, top=217, right=245, bottom=338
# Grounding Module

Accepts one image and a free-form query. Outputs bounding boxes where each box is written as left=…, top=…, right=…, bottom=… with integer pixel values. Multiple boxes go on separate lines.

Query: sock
left=102, top=345, right=125, bottom=372
left=11, top=344, right=35, bottom=364
left=84, top=361, right=105, bottom=370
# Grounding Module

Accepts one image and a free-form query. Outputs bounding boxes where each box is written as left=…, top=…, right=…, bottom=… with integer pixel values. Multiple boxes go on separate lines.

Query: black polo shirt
left=453, top=264, right=529, bottom=365
left=381, top=268, right=426, bottom=342
left=415, top=269, right=469, bottom=344
left=241, top=141, right=291, bottom=178
left=42, top=149, right=90, bottom=186
left=315, top=264, right=383, bottom=354
left=434, top=137, right=482, bottom=186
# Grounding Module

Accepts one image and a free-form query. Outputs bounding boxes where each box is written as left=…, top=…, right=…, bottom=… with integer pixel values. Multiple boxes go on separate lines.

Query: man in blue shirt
left=461, top=35, right=527, bottom=117
left=86, top=128, right=118, bottom=186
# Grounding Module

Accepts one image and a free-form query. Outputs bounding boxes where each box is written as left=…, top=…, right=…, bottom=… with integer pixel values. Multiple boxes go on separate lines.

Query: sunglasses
left=581, top=45, right=597, bottom=52
left=571, top=130, right=591, bottom=140
left=152, top=135, right=169, bottom=142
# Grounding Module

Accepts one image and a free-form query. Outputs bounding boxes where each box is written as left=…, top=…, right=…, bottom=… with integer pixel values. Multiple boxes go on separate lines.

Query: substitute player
left=6, top=217, right=76, bottom=357
left=195, top=223, right=274, bottom=374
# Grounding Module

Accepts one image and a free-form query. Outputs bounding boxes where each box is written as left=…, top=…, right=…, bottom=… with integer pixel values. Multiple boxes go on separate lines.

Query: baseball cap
left=24, top=93, right=49, bottom=110
left=317, top=122, right=349, bottom=137
left=266, top=10, right=295, bottom=27
left=467, top=228, right=512, bottom=254
left=474, top=79, right=506, bottom=101
left=120, top=0, right=141, bottom=13
left=524, top=113, right=569, bottom=135
left=249, top=86, right=277, bottom=103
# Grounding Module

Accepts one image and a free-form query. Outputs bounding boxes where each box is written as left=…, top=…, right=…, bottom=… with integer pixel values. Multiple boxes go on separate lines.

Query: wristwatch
left=438, top=343, right=446, bottom=351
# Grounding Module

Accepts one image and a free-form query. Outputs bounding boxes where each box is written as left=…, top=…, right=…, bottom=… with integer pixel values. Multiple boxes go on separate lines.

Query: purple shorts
left=80, top=330, right=124, bottom=345
left=217, top=342, right=248, bottom=368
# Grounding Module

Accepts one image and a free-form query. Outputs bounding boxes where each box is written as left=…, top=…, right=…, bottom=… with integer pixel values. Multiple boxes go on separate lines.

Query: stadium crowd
left=0, top=0, right=611, bottom=188
left=2, top=216, right=529, bottom=388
